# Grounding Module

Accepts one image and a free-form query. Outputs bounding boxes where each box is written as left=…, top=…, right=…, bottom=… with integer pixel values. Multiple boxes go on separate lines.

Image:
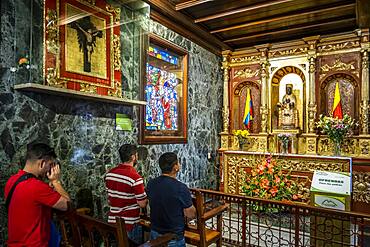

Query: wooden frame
left=44, top=0, right=122, bottom=97
left=140, top=33, right=188, bottom=144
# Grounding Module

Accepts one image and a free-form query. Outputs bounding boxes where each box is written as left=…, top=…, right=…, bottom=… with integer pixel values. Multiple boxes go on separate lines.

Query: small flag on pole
left=243, top=88, right=253, bottom=129
left=332, top=82, right=343, bottom=119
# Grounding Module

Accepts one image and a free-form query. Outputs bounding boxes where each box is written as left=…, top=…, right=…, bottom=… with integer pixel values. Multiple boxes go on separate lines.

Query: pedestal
left=272, top=129, right=301, bottom=154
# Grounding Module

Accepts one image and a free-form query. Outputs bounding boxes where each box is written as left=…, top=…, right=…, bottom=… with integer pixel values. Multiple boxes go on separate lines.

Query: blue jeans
left=127, top=224, right=143, bottom=245
left=150, top=230, right=185, bottom=247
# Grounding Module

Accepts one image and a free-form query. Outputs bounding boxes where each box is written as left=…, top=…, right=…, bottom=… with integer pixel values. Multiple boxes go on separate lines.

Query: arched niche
left=232, top=81, right=261, bottom=133
left=270, top=66, right=306, bottom=131
left=320, top=73, right=359, bottom=130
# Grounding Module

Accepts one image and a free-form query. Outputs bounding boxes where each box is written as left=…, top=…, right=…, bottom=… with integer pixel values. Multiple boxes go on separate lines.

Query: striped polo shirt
left=105, top=164, right=147, bottom=231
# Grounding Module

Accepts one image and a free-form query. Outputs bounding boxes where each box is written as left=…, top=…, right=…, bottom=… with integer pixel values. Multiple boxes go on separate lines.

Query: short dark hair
left=26, top=143, right=56, bottom=161
left=159, top=152, right=178, bottom=174
left=119, top=144, right=138, bottom=163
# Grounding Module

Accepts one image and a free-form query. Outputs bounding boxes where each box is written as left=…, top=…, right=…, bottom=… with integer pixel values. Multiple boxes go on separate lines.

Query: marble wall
left=0, top=0, right=223, bottom=243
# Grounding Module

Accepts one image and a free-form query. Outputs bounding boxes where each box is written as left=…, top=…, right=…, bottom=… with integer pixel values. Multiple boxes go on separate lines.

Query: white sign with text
left=311, top=170, right=351, bottom=195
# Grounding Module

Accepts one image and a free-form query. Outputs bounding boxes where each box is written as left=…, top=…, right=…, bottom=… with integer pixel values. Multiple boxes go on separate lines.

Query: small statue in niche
left=277, top=84, right=299, bottom=129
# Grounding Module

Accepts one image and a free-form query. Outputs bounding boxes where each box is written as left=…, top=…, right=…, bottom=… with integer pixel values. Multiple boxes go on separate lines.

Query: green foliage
left=316, top=114, right=355, bottom=145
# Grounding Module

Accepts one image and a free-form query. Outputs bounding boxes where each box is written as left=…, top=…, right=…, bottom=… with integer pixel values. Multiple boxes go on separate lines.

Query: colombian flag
left=243, top=88, right=253, bottom=129
left=332, top=82, right=343, bottom=119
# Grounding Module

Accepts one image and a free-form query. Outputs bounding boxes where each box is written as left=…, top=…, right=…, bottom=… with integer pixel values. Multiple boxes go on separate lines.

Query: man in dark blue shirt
left=147, top=152, right=196, bottom=247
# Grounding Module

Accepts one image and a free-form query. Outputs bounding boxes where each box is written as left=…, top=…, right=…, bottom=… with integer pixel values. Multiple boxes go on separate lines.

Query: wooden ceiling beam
left=356, top=0, right=370, bottom=28
left=142, top=0, right=231, bottom=53
left=175, top=0, right=213, bottom=11
left=210, top=3, right=355, bottom=34
left=194, top=0, right=295, bottom=23
left=150, top=10, right=221, bottom=55
left=223, top=18, right=356, bottom=43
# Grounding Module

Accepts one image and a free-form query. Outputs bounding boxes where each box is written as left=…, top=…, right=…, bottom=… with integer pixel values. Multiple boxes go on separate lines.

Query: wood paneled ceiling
left=142, top=0, right=370, bottom=54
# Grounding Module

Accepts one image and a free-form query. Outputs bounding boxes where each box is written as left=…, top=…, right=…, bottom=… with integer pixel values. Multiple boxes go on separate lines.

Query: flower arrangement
left=242, top=156, right=302, bottom=202
left=277, top=133, right=291, bottom=153
left=233, top=129, right=250, bottom=149
left=316, top=114, right=355, bottom=155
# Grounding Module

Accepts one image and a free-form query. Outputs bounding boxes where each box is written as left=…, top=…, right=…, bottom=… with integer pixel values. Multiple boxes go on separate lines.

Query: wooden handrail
left=192, top=188, right=370, bottom=218
left=202, top=204, right=229, bottom=221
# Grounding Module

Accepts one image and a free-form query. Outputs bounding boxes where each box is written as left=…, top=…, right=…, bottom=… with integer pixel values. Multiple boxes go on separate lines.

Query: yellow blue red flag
left=243, top=88, right=253, bottom=129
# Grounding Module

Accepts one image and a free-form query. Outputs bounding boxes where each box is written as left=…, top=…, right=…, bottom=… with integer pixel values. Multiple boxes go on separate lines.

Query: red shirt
left=105, top=164, right=147, bottom=231
left=4, top=170, right=61, bottom=247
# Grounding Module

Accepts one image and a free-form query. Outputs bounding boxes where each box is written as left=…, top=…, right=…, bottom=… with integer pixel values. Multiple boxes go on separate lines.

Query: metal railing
left=191, top=188, right=370, bottom=247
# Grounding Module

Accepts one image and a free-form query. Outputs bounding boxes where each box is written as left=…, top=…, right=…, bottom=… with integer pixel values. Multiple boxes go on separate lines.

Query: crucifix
left=70, top=16, right=103, bottom=72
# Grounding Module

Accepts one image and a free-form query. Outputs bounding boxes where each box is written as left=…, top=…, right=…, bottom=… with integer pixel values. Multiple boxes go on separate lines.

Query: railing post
left=242, top=202, right=246, bottom=247
left=359, top=218, right=365, bottom=246
left=294, top=206, right=300, bottom=246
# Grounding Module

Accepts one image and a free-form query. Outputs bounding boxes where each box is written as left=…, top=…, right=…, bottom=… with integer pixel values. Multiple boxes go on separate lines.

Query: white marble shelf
left=14, top=83, right=147, bottom=106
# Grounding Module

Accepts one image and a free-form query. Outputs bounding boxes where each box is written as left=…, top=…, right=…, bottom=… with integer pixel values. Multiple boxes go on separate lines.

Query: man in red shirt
left=4, top=143, right=71, bottom=247
left=105, top=144, right=148, bottom=244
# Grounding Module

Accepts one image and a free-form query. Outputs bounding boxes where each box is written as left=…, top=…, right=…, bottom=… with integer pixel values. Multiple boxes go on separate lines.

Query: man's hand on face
left=47, top=163, right=61, bottom=183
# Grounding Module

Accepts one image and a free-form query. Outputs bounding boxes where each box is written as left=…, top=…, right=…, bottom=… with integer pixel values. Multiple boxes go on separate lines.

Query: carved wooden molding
left=353, top=171, right=370, bottom=203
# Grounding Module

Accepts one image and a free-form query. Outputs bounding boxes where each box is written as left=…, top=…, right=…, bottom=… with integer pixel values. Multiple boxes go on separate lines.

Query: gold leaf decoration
left=46, top=68, right=66, bottom=88
left=106, top=5, right=121, bottom=23
left=353, top=172, right=370, bottom=203
left=46, top=10, right=59, bottom=54
left=321, top=59, right=355, bottom=72
left=234, top=68, right=259, bottom=79
left=108, top=80, right=122, bottom=97
left=80, top=83, right=97, bottom=94
left=113, top=34, right=121, bottom=71
left=318, top=41, right=360, bottom=52
left=231, top=56, right=259, bottom=64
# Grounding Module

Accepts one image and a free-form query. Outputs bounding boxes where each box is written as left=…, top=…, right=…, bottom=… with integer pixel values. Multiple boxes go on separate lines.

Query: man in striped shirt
left=105, top=144, right=147, bottom=244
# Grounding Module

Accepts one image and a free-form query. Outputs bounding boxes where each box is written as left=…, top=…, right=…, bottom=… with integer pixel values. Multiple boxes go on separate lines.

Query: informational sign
left=311, top=170, right=351, bottom=211
left=115, top=113, right=132, bottom=131
left=311, top=170, right=351, bottom=195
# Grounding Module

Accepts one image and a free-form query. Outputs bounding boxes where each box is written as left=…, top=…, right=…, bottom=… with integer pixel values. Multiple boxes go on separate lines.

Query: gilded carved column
left=303, top=37, right=319, bottom=154
left=307, top=55, right=317, bottom=134
left=304, top=37, right=319, bottom=134
left=259, top=47, right=269, bottom=134
left=360, top=49, right=369, bottom=134
left=220, top=51, right=231, bottom=150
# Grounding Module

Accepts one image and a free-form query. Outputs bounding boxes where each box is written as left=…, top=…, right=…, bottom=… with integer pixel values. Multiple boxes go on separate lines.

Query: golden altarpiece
left=219, top=29, right=370, bottom=213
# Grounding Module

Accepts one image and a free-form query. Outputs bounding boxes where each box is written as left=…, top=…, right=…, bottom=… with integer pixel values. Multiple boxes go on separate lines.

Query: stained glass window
left=145, top=64, right=179, bottom=130
left=140, top=35, right=188, bottom=144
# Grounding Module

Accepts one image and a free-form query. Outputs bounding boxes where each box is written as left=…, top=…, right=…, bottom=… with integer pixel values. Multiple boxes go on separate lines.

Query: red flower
left=260, top=178, right=270, bottom=189
left=267, top=161, right=274, bottom=169
left=270, top=186, right=278, bottom=196
left=258, top=165, right=265, bottom=173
